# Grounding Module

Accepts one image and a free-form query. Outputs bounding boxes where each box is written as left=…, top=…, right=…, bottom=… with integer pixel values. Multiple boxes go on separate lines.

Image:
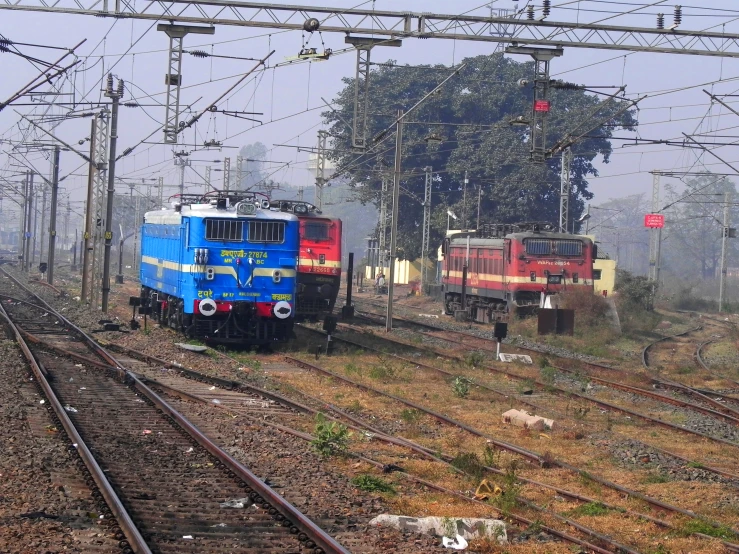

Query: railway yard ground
left=3, top=266, right=739, bottom=554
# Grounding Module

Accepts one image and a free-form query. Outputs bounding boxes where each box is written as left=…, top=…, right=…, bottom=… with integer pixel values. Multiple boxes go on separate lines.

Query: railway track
left=0, top=269, right=349, bottom=554
left=12, top=271, right=739, bottom=552
left=289, top=324, right=739, bottom=546
left=96, top=344, right=686, bottom=554
left=354, top=300, right=739, bottom=437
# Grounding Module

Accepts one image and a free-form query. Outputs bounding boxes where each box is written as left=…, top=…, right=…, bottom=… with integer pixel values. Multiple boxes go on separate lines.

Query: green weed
left=452, top=376, right=473, bottom=398
left=679, top=519, right=736, bottom=540
left=311, top=413, right=351, bottom=458
left=568, top=502, right=611, bottom=517
left=450, top=452, right=486, bottom=482
left=483, top=445, right=500, bottom=469
left=464, top=351, right=486, bottom=369
left=400, top=408, right=422, bottom=425
left=351, top=474, right=395, bottom=494
left=344, top=362, right=361, bottom=377
left=643, top=472, right=670, bottom=484
left=491, top=461, right=521, bottom=517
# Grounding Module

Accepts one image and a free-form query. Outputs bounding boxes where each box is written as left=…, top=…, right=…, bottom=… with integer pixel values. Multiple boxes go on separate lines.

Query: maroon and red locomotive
left=442, top=223, right=596, bottom=322
left=270, top=200, right=342, bottom=319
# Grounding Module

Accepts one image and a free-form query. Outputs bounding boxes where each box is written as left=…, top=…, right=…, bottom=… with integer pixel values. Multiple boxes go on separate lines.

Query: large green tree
left=323, top=53, right=635, bottom=260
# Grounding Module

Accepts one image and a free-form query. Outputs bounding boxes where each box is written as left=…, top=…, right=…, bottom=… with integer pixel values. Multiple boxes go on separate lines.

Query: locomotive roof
left=449, top=232, right=592, bottom=247
left=144, top=203, right=298, bottom=224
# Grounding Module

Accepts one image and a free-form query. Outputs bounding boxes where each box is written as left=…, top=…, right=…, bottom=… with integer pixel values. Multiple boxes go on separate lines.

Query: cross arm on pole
left=16, top=112, right=92, bottom=163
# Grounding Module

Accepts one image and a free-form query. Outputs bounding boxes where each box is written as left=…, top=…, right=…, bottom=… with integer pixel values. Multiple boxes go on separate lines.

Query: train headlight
left=273, top=301, right=292, bottom=319
left=198, top=298, right=217, bottom=316
left=272, top=269, right=282, bottom=283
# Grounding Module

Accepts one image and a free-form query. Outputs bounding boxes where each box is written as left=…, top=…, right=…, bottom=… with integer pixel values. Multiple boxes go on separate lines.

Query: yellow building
left=593, top=257, right=617, bottom=297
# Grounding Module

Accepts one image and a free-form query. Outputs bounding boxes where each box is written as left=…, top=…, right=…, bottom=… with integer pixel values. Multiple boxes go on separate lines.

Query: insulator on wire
left=674, top=5, right=682, bottom=26
left=106, top=73, right=113, bottom=93
left=656, top=13, right=664, bottom=29
left=543, top=0, right=551, bottom=18
left=190, top=50, right=209, bottom=58
left=527, top=4, right=534, bottom=20
left=117, top=79, right=124, bottom=96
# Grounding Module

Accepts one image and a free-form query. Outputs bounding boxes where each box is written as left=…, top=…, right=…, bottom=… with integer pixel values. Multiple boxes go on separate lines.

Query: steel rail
left=284, top=351, right=739, bottom=540
left=144, top=376, right=643, bottom=554
left=335, top=320, right=739, bottom=450
left=641, top=326, right=702, bottom=369
left=112, top=342, right=739, bottom=552
left=0, top=302, right=151, bottom=554
left=359, top=300, right=739, bottom=422
left=0, top=269, right=351, bottom=554
left=316, top=322, right=739, bottom=483
left=292, top=325, right=739, bottom=531
left=550, top=363, right=739, bottom=426
left=696, top=340, right=739, bottom=388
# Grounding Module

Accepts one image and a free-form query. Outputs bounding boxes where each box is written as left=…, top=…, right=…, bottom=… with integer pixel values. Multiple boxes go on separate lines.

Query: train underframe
left=444, top=289, right=542, bottom=322
left=295, top=273, right=340, bottom=320
left=140, top=287, right=294, bottom=345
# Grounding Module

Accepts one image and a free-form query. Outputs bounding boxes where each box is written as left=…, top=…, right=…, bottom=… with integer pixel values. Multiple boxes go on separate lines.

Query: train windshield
left=303, top=221, right=330, bottom=241
left=524, top=238, right=583, bottom=256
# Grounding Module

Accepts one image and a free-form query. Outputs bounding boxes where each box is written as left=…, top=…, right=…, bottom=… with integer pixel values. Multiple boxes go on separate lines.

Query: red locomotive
left=270, top=200, right=342, bottom=319
left=442, top=223, right=596, bottom=322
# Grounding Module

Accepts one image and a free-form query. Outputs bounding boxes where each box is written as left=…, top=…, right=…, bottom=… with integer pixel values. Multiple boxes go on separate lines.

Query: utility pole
left=31, top=185, right=39, bottom=266
left=158, top=176, right=164, bottom=207
left=236, top=155, right=243, bottom=190
left=223, top=157, right=231, bottom=191
left=205, top=165, right=211, bottom=195
left=39, top=181, right=47, bottom=263
left=462, top=171, right=468, bottom=229
left=420, top=166, right=432, bottom=296
left=24, top=172, right=34, bottom=272
left=719, top=191, right=731, bottom=313
left=159, top=24, right=215, bottom=144
left=386, top=109, right=403, bottom=333
left=506, top=46, right=563, bottom=162
left=376, top=158, right=389, bottom=272
left=101, top=74, right=124, bottom=313
left=175, top=152, right=191, bottom=197
left=82, top=111, right=109, bottom=304
left=64, top=199, right=70, bottom=257
left=47, top=145, right=60, bottom=284
left=559, top=147, right=572, bottom=233
left=133, top=194, right=141, bottom=272
left=314, top=130, right=328, bottom=210
left=648, top=172, right=660, bottom=282
left=476, top=184, right=482, bottom=229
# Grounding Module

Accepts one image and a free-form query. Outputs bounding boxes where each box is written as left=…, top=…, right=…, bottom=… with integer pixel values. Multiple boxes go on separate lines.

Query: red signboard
left=644, top=214, right=665, bottom=228
left=533, top=100, right=551, bottom=113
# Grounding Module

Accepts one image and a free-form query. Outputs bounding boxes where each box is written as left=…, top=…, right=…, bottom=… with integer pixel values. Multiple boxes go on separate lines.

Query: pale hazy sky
left=3, top=0, right=739, bottom=220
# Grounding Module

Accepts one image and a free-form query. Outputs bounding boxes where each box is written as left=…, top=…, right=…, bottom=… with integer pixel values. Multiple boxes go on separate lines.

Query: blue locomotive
left=138, top=193, right=300, bottom=345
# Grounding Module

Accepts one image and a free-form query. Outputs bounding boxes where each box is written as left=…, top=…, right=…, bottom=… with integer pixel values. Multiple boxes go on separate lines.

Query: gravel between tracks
left=0, top=338, right=119, bottom=554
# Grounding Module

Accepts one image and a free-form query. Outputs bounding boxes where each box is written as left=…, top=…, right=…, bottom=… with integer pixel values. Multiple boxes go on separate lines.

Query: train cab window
left=205, top=219, right=245, bottom=242
left=303, top=222, right=330, bottom=241
left=530, top=271, right=536, bottom=282
left=573, top=273, right=579, bottom=283
left=248, top=221, right=285, bottom=243
left=524, top=239, right=551, bottom=255
left=593, top=269, right=602, bottom=280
